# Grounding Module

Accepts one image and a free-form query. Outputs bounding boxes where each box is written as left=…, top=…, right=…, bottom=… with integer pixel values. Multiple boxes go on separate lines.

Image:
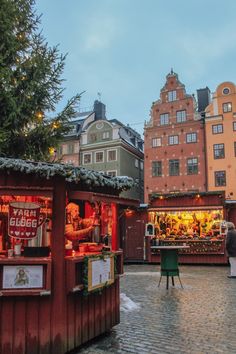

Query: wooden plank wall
left=0, top=278, right=120, bottom=354
left=66, top=278, right=120, bottom=353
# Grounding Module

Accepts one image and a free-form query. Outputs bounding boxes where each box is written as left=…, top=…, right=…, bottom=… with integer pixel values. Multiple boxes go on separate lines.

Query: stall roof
left=0, top=157, right=134, bottom=192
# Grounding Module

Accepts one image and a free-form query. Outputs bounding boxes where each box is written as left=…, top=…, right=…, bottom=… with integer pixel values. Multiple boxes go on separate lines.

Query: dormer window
left=168, top=90, right=177, bottom=102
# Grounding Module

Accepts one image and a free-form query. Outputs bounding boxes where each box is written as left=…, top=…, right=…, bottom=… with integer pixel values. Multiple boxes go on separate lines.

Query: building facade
left=144, top=71, right=206, bottom=203
left=80, top=118, right=144, bottom=201
left=205, top=81, right=236, bottom=199
left=57, top=101, right=144, bottom=202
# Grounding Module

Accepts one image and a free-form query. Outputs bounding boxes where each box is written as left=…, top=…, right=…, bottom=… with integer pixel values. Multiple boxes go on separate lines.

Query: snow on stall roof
left=0, top=157, right=134, bottom=191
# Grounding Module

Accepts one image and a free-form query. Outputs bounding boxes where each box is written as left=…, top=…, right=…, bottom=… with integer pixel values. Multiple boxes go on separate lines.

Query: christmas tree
left=0, top=0, right=81, bottom=161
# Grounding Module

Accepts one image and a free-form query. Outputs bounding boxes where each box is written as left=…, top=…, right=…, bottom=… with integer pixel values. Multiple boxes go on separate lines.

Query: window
left=213, top=144, right=225, bottom=159
left=234, top=142, right=236, bottom=157
left=152, top=137, right=161, bottom=147
left=187, top=158, right=198, bottom=175
left=140, top=161, right=144, bottom=170
left=135, top=159, right=139, bottom=168
left=169, top=159, right=179, bottom=176
left=95, top=151, right=104, bottom=163
left=160, top=113, right=169, bottom=125
left=223, top=87, right=230, bottom=95
left=108, top=149, right=117, bottom=161
left=176, top=110, right=186, bottom=123
left=107, top=170, right=117, bottom=177
left=90, top=133, right=98, bottom=142
left=215, top=171, right=226, bottom=186
left=233, top=122, right=236, bottom=131
left=168, top=135, right=179, bottom=145
left=152, top=161, right=162, bottom=177
left=168, top=90, right=177, bottom=102
left=186, top=132, right=197, bottom=143
left=67, top=144, right=74, bottom=154
left=83, top=153, right=91, bottom=164
left=102, top=131, right=110, bottom=139
left=212, top=124, right=223, bottom=134
left=223, top=102, right=232, bottom=113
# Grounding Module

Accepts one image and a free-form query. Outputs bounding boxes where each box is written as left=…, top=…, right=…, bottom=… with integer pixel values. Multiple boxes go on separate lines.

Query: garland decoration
left=0, top=157, right=134, bottom=192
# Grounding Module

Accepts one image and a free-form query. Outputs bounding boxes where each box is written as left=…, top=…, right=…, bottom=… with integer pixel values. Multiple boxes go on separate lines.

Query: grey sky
left=37, top=0, right=236, bottom=135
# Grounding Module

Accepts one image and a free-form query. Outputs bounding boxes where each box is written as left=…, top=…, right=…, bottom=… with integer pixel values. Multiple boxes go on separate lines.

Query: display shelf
left=151, top=239, right=225, bottom=255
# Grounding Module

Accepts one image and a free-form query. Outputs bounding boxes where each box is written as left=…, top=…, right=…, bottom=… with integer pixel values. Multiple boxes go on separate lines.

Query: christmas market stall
left=0, top=157, right=133, bottom=354
left=145, top=192, right=228, bottom=264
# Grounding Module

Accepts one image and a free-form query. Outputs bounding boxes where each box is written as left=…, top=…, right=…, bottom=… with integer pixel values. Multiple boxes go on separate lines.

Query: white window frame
left=168, top=90, right=177, bottom=102
left=223, top=102, right=232, bottom=113
left=107, top=149, right=117, bottom=162
left=168, top=135, right=179, bottom=145
left=135, top=159, right=139, bottom=168
left=102, top=131, right=110, bottom=139
left=212, top=124, right=223, bottom=134
left=152, top=137, right=161, bottom=147
left=140, top=161, right=144, bottom=170
left=83, top=153, right=92, bottom=165
left=186, top=132, right=197, bottom=143
left=160, top=113, right=169, bottom=126
left=176, top=110, right=186, bottom=123
left=95, top=151, right=104, bottom=163
left=107, top=170, right=117, bottom=177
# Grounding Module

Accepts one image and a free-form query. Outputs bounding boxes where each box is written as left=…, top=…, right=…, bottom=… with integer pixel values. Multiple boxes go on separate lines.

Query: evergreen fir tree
left=0, top=0, right=81, bottom=161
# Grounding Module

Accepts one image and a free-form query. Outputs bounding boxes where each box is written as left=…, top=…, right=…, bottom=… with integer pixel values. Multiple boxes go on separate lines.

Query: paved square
left=78, top=264, right=236, bottom=353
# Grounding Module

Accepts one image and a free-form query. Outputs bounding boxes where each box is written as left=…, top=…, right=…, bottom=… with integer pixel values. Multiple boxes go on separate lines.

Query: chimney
left=94, top=100, right=106, bottom=120
left=197, top=87, right=211, bottom=113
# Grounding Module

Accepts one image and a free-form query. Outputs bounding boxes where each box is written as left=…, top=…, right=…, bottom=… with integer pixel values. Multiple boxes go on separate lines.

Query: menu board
left=2, top=265, right=43, bottom=289
left=87, top=255, right=114, bottom=292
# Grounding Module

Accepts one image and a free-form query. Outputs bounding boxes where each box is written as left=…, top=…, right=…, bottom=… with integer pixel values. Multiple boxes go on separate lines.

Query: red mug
left=8, top=202, right=45, bottom=240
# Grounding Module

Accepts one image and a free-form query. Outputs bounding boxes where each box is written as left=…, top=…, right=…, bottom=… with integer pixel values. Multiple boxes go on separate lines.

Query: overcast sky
left=37, top=0, right=236, bottom=135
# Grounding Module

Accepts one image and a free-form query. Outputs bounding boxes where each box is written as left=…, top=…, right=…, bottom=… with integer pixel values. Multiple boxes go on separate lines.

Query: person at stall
left=226, top=222, right=236, bottom=278
left=65, top=202, right=95, bottom=249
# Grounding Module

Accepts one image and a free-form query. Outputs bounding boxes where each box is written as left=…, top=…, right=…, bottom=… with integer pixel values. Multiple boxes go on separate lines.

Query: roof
left=0, top=157, right=134, bottom=192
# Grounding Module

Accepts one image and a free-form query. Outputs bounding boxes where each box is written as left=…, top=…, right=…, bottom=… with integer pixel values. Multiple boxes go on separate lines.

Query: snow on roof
left=0, top=157, right=134, bottom=191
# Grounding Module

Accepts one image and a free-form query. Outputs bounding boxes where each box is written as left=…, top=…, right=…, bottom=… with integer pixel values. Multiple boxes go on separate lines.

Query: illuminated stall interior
left=148, top=209, right=225, bottom=240
left=0, top=194, right=115, bottom=256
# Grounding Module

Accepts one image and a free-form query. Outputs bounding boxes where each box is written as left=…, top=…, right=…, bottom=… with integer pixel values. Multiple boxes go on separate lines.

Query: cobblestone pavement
left=77, top=264, right=236, bottom=354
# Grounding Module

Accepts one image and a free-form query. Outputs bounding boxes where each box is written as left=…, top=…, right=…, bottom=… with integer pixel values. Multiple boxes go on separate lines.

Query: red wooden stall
left=145, top=192, right=228, bottom=264
left=0, top=157, right=133, bottom=354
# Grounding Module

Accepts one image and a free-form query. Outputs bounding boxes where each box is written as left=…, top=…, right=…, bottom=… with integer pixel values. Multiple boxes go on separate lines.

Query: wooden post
left=51, top=177, right=67, bottom=354
left=111, top=203, right=118, bottom=250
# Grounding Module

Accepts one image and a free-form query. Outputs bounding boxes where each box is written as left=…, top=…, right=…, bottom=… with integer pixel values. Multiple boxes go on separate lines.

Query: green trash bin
left=160, top=249, right=179, bottom=277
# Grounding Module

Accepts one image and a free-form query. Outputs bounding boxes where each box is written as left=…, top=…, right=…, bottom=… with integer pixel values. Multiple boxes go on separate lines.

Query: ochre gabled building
left=144, top=70, right=206, bottom=203
left=205, top=81, right=236, bottom=199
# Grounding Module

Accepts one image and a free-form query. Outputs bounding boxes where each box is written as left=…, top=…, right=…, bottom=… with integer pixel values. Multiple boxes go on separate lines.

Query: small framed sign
left=87, top=255, right=114, bottom=292
left=2, top=265, right=43, bottom=289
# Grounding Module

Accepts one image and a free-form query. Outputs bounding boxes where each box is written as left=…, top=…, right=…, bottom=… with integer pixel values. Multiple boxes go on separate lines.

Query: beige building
left=205, top=81, right=236, bottom=199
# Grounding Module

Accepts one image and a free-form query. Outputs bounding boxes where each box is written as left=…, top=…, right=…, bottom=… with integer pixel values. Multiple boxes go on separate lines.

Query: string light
left=52, top=122, right=60, bottom=129
left=48, top=147, right=55, bottom=155
left=35, top=111, right=44, bottom=121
